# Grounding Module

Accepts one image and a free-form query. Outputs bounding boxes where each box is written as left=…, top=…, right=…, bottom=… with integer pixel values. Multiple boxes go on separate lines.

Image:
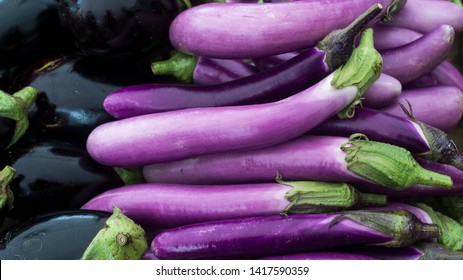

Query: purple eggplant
left=311, top=107, right=463, bottom=171
left=404, top=73, right=439, bottom=89
left=143, top=135, right=452, bottom=192
left=168, top=0, right=405, bottom=58
left=432, top=61, right=463, bottom=92
left=81, top=179, right=387, bottom=228
left=385, top=0, right=463, bottom=33
left=362, top=73, right=402, bottom=108
left=252, top=51, right=301, bottom=71
left=104, top=6, right=382, bottom=119
left=151, top=209, right=439, bottom=259
left=260, top=252, right=378, bottom=260
left=151, top=52, right=258, bottom=84
left=380, top=86, right=463, bottom=132
left=373, top=25, right=422, bottom=50
left=88, top=29, right=383, bottom=167
left=381, top=25, right=455, bottom=84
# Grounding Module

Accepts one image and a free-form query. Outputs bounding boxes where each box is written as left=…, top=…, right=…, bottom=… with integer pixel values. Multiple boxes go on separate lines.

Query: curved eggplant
left=0, top=210, right=110, bottom=260
left=0, top=138, right=124, bottom=219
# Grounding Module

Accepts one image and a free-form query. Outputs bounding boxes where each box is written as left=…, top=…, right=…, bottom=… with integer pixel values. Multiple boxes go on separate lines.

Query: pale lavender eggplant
left=385, top=0, right=463, bottom=33
left=381, top=25, right=455, bottom=84
left=373, top=25, right=422, bottom=50
left=151, top=210, right=438, bottom=259
left=193, top=57, right=257, bottom=85
left=362, top=74, right=402, bottom=108
left=81, top=182, right=386, bottom=228
left=260, top=252, right=378, bottom=260
left=169, top=0, right=404, bottom=58
left=432, top=61, right=463, bottom=91
left=88, top=73, right=360, bottom=167
left=380, top=86, right=463, bottom=132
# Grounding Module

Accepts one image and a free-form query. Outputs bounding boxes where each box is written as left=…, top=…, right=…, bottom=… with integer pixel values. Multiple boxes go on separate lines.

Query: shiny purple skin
left=367, top=202, right=433, bottom=224
left=169, top=0, right=397, bottom=58
left=310, top=108, right=431, bottom=155
left=260, top=252, right=378, bottom=260
left=380, top=86, right=463, bottom=132
left=373, top=25, right=422, bottom=50
left=193, top=57, right=257, bottom=85
left=81, top=183, right=291, bottom=228
left=381, top=25, right=455, bottom=84
left=143, top=136, right=364, bottom=185
left=362, top=74, right=402, bottom=108
left=432, top=61, right=463, bottom=92
left=151, top=213, right=392, bottom=259
left=252, top=51, right=301, bottom=70
left=386, top=0, right=463, bottom=33
left=89, top=73, right=358, bottom=167
left=103, top=48, right=328, bottom=119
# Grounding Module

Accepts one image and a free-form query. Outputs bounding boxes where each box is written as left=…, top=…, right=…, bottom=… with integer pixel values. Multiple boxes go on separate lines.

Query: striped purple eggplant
left=143, top=135, right=453, bottom=192
left=88, top=29, right=382, bottom=167
left=151, top=209, right=439, bottom=259
left=81, top=180, right=387, bottom=228
left=380, top=86, right=463, bottom=132
left=169, top=0, right=405, bottom=58
left=104, top=6, right=382, bottom=119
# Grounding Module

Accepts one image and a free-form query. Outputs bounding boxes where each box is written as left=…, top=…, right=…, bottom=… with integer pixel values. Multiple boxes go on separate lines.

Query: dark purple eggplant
left=57, top=0, right=189, bottom=58
left=0, top=0, right=74, bottom=68
left=0, top=210, right=110, bottom=260
left=12, top=53, right=158, bottom=145
left=0, top=138, right=124, bottom=219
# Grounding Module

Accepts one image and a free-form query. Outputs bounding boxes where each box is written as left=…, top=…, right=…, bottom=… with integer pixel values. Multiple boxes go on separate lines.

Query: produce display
left=1, top=0, right=463, bottom=261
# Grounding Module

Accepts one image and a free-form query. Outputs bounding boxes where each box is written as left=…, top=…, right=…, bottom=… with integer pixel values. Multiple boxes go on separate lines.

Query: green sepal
left=113, top=167, right=145, bottom=185
left=451, top=0, right=462, bottom=8
left=435, top=196, right=463, bottom=225
left=382, top=0, right=408, bottom=23
left=151, top=52, right=199, bottom=83
left=331, top=28, right=383, bottom=119
left=415, top=203, right=463, bottom=251
left=341, top=133, right=453, bottom=190
left=415, top=242, right=463, bottom=260
left=0, top=166, right=16, bottom=213
left=330, top=209, right=440, bottom=247
left=81, top=207, right=148, bottom=260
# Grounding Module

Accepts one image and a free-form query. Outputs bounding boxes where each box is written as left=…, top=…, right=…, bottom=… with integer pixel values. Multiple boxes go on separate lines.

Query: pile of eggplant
left=1, top=0, right=463, bottom=260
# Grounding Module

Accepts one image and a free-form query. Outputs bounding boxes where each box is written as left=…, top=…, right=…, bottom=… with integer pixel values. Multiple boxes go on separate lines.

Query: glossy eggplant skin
left=13, top=53, right=157, bottom=145
left=0, top=210, right=110, bottom=260
left=0, top=0, right=73, bottom=68
left=0, top=138, right=123, bottom=219
left=58, top=0, right=185, bottom=58
left=0, top=118, right=15, bottom=152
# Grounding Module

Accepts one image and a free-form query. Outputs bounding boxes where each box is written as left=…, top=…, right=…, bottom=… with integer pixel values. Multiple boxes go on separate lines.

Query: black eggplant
left=12, top=53, right=158, bottom=145
left=58, top=0, right=189, bottom=58
left=0, top=210, right=110, bottom=260
left=0, top=0, right=74, bottom=68
left=0, top=138, right=124, bottom=219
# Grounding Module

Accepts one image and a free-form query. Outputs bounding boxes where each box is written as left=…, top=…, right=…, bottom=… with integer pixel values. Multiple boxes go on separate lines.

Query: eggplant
left=0, top=210, right=110, bottom=260
left=58, top=0, right=189, bottom=58
left=12, top=54, right=158, bottom=145
left=0, top=0, right=74, bottom=68
left=432, top=61, right=463, bottom=92
left=88, top=29, right=383, bottom=167
left=260, top=252, right=378, bottom=260
left=0, top=138, right=124, bottom=219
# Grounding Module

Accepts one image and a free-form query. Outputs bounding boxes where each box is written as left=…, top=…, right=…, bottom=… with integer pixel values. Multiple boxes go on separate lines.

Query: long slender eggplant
left=310, top=107, right=463, bottom=171
left=89, top=29, right=382, bottom=167
left=104, top=6, right=382, bottom=119
left=143, top=135, right=452, bottom=191
left=81, top=180, right=387, bottom=228
left=12, top=54, right=158, bottom=145
left=373, top=25, right=422, bottom=49
left=0, top=138, right=124, bottom=219
left=168, top=0, right=405, bottom=58
left=151, top=210, right=439, bottom=259
left=380, top=86, right=463, bottom=132
left=361, top=73, right=402, bottom=108
left=381, top=25, right=455, bottom=84
left=0, top=210, right=111, bottom=260
left=432, top=61, right=463, bottom=92
left=151, top=52, right=257, bottom=84
left=0, top=0, right=74, bottom=68
left=0, top=87, right=38, bottom=151
left=385, top=0, right=463, bottom=33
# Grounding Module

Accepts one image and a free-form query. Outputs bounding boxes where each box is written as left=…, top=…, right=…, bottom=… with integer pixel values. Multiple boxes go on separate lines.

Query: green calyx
left=451, top=0, right=462, bottom=8
left=415, top=242, right=463, bottom=260
left=81, top=207, right=148, bottom=260
left=151, top=52, right=199, bottom=83
left=331, top=28, right=383, bottom=119
left=0, top=87, right=38, bottom=149
left=435, top=196, right=463, bottom=225
left=0, top=166, right=16, bottom=213
left=382, top=0, right=407, bottom=23
left=277, top=175, right=387, bottom=215
left=113, top=167, right=145, bottom=185
left=330, top=209, right=440, bottom=247
left=341, top=134, right=453, bottom=190
left=415, top=203, right=463, bottom=251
